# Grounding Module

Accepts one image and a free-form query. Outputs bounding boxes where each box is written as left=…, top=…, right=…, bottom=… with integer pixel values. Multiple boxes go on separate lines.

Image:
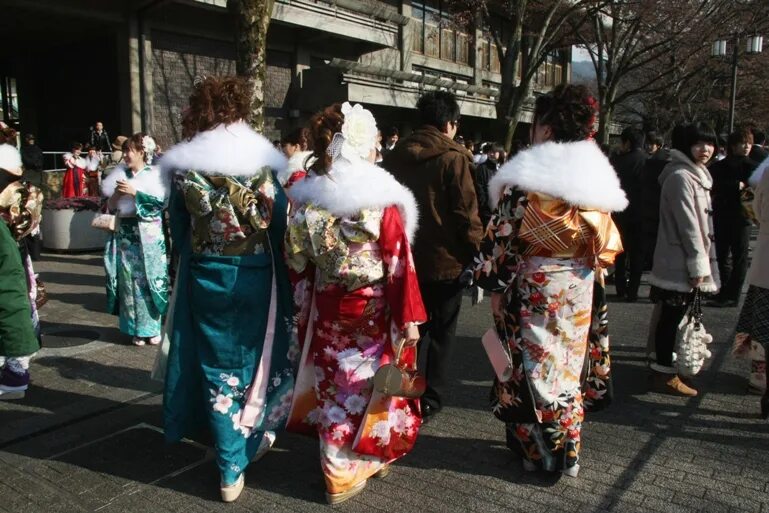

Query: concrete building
left=0, top=0, right=578, bottom=152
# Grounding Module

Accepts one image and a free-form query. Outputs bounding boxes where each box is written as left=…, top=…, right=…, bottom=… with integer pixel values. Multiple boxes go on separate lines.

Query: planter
left=41, top=207, right=108, bottom=251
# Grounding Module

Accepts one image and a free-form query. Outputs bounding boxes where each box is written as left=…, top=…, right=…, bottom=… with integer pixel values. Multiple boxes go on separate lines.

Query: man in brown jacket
left=383, top=91, right=483, bottom=420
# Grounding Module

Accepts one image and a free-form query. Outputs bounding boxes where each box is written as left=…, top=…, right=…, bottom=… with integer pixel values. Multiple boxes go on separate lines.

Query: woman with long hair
left=475, top=84, right=626, bottom=477
left=285, top=102, right=426, bottom=504
left=647, top=123, right=720, bottom=396
left=159, top=76, right=297, bottom=502
left=102, top=133, right=168, bottom=346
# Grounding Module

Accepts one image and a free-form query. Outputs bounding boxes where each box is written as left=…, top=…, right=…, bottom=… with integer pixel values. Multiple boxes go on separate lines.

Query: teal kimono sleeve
left=135, top=191, right=170, bottom=315
left=0, top=222, right=38, bottom=358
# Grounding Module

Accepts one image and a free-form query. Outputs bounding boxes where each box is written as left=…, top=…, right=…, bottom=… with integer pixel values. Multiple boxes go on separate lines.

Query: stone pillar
left=400, top=0, right=413, bottom=72
left=473, top=13, right=482, bottom=86
left=117, top=13, right=143, bottom=135
left=140, top=21, right=154, bottom=133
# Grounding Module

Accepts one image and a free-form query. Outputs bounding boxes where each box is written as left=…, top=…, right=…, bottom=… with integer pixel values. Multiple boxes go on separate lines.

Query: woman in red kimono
left=285, top=102, right=426, bottom=504
left=62, top=142, right=87, bottom=198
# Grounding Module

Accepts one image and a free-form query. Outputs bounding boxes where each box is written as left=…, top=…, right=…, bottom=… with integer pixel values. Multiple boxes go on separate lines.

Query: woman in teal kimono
left=102, top=133, right=169, bottom=346
left=159, top=77, right=297, bottom=503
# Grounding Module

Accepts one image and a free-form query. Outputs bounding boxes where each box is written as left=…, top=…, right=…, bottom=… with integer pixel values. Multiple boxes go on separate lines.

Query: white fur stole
left=101, top=165, right=166, bottom=215
left=488, top=140, right=628, bottom=213
left=287, top=160, right=419, bottom=241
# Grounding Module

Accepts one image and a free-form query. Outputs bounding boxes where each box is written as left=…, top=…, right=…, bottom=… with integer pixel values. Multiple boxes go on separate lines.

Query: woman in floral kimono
left=285, top=102, right=426, bottom=504
left=475, top=85, right=626, bottom=477
left=102, top=133, right=169, bottom=346
left=159, top=77, right=297, bottom=503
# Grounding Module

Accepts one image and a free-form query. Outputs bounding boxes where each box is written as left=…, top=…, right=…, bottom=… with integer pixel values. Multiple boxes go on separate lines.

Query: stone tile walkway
left=1, top=253, right=767, bottom=513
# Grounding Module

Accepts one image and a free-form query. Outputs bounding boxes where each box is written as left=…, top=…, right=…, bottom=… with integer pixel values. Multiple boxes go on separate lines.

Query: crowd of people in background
left=0, top=74, right=767, bottom=506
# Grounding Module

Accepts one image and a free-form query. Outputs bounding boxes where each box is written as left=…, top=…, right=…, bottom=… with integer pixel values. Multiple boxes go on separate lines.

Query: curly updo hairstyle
left=533, top=84, right=598, bottom=143
left=307, top=103, right=344, bottom=176
left=122, top=132, right=151, bottom=163
left=0, top=125, right=17, bottom=147
left=181, top=76, right=251, bottom=139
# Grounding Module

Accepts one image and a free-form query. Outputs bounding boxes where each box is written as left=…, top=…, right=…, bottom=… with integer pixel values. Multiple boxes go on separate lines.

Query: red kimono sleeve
left=379, top=205, right=427, bottom=329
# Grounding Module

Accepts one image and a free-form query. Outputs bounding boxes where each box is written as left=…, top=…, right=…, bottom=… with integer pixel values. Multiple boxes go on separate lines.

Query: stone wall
left=151, top=30, right=292, bottom=148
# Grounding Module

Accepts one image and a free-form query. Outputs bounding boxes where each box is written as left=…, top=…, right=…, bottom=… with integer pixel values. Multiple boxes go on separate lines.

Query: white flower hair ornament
left=327, top=102, right=378, bottom=164
left=142, top=135, right=158, bottom=164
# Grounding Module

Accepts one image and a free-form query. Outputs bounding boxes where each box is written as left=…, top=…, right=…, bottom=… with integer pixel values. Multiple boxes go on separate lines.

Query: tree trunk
left=232, top=0, right=275, bottom=133
left=503, top=82, right=531, bottom=151
left=597, top=102, right=614, bottom=145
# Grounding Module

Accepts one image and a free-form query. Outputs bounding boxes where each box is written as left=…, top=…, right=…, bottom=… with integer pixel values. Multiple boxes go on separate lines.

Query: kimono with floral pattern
left=104, top=167, right=169, bottom=337
left=0, top=181, right=43, bottom=339
left=163, top=166, right=297, bottom=487
left=475, top=188, right=621, bottom=473
left=285, top=204, right=426, bottom=494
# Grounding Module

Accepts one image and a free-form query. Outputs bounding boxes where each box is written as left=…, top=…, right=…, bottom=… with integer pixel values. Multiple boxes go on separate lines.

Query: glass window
left=411, top=1, right=470, bottom=65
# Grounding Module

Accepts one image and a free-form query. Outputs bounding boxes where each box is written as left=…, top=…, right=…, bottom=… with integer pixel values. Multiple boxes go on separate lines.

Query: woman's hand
left=402, top=324, right=420, bottom=347
left=116, top=180, right=136, bottom=197
left=689, top=276, right=705, bottom=288
left=491, top=292, right=505, bottom=319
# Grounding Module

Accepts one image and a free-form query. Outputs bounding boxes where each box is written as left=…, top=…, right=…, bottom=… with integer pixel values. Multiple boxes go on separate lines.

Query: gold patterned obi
left=0, top=182, right=44, bottom=241
left=182, top=169, right=277, bottom=256
left=285, top=204, right=385, bottom=291
left=519, top=192, right=623, bottom=268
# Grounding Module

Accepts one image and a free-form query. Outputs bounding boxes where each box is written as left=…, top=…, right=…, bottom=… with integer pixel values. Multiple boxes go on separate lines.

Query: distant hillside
left=571, top=60, right=597, bottom=87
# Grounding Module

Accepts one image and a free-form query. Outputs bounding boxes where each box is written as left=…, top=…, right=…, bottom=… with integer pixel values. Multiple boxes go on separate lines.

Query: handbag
left=373, top=339, right=425, bottom=398
left=91, top=212, right=117, bottom=232
left=675, top=288, right=713, bottom=377
left=481, top=327, right=514, bottom=381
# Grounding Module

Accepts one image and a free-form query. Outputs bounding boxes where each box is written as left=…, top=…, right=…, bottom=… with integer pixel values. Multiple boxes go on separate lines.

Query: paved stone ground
left=1, top=252, right=768, bottom=513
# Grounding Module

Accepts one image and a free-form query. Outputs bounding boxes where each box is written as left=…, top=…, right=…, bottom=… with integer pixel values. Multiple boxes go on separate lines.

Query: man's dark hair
left=671, top=122, right=718, bottom=162
left=620, top=127, right=645, bottom=149
left=416, top=91, right=460, bottom=130
left=486, top=143, right=504, bottom=154
left=24, top=133, right=35, bottom=143
left=386, top=126, right=399, bottom=138
left=727, top=128, right=754, bottom=154
left=646, top=131, right=663, bottom=147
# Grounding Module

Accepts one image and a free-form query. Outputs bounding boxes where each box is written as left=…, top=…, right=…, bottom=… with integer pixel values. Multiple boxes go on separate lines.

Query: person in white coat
left=647, top=123, right=720, bottom=397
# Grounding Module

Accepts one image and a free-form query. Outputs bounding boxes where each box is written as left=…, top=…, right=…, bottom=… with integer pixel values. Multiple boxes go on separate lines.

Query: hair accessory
left=326, top=102, right=378, bottom=165
left=193, top=75, right=208, bottom=87
left=142, top=135, right=158, bottom=164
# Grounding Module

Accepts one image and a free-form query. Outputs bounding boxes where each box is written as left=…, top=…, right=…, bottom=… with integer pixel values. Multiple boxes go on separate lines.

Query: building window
left=536, top=49, right=566, bottom=87
left=411, top=1, right=470, bottom=65
left=0, top=77, right=20, bottom=126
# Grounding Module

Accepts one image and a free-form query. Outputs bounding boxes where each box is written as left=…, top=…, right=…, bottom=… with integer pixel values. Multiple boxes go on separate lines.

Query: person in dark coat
left=20, top=134, right=43, bottom=172
left=89, top=121, right=111, bottom=153
left=708, top=128, right=759, bottom=307
left=610, top=127, right=647, bottom=301
left=640, top=132, right=671, bottom=271
left=474, top=142, right=502, bottom=228
left=383, top=90, right=483, bottom=420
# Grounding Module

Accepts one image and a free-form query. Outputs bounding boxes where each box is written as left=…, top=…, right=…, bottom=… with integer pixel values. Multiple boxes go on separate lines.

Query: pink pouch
left=482, top=328, right=514, bottom=382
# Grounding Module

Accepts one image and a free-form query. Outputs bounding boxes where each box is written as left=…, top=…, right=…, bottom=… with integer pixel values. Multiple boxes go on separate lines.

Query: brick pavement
left=0, top=252, right=767, bottom=513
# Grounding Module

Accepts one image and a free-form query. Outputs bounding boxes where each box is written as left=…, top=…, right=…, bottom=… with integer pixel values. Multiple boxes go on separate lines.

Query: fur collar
left=101, top=164, right=166, bottom=215
left=750, top=155, right=769, bottom=187
left=159, top=121, right=287, bottom=178
left=287, top=159, right=419, bottom=241
left=0, top=144, right=22, bottom=176
left=488, top=140, right=628, bottom=212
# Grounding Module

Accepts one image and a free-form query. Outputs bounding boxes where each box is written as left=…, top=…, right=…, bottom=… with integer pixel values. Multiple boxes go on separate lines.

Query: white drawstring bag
left=675, top=289, right=713, bottom=376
